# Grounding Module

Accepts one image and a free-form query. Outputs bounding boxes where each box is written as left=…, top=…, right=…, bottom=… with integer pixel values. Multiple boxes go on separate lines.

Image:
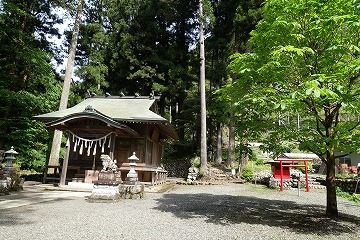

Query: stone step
left=72, top=178, right=84, bottom=183
left=308, top=184, right=327, bottom=189
left=308, top=181, right=321, bottom=185
left=293, top=179, right=322, bottom=185
left=214, top=174, right=229, bottom=178
left=210, top=170, right=227, bottom=174
left=213, top=177, right=227, bottom=180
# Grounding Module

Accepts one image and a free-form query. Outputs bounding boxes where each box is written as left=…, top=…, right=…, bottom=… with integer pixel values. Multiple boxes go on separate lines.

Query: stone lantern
left=126, top=152, right=139, bottom=182
left=118, top=152, right=144, bottom=199
left=4, top=146, right=18, bottom=175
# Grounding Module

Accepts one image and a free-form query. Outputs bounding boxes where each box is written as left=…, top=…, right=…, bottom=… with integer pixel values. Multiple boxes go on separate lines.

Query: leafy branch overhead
left=226, top=0, right=360, bottom=153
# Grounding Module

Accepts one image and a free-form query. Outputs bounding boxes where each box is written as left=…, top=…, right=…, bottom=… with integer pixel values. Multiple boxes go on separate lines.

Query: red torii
left=273, top=158, right=313, bottom=192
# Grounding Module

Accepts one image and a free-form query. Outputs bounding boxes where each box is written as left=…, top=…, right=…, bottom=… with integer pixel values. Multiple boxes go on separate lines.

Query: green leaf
left=306, top=87, right=314, bottom=95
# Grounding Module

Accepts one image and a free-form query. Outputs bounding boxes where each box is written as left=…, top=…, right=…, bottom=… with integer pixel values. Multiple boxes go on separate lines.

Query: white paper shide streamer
left=69, top=131, right=112, bottom=155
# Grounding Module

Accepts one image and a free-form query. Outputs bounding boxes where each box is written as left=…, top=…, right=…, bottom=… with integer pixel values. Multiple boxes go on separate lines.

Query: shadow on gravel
left=154, top=193, right=359, bottom=236
left=0, top=206, right=36, bottom=226
left=0, top=198, right=71, bottom=226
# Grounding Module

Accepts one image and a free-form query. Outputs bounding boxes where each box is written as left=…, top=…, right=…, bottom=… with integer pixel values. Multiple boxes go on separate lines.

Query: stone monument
left=88, top=154, right=122, bottom=201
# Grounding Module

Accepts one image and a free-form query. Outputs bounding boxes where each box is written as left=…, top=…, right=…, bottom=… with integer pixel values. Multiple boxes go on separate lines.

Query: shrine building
left=34, top=95, right=178, bottom=186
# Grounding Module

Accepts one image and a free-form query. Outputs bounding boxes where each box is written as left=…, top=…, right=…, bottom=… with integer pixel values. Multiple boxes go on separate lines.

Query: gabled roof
left=35, top=96, right=166, bottom=122
left=34, top=96, right=178, bottom=140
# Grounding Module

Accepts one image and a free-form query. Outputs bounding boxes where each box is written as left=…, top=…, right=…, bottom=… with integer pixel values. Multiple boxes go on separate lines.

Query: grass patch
left=336, top=187, right=360, bottom=205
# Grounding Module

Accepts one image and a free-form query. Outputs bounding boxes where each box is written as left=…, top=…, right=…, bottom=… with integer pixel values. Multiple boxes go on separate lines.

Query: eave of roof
left=34, top=96, right=178, bottom=140
left=34, top=96, right=166, bottom=122
left=44, top=107, right=140, bottom=137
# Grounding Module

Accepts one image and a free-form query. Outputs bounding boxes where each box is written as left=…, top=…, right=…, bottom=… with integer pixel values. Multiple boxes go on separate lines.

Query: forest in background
left=0, top=0, right=263, bottom=171
left=1, top=0, right=359, bottom=217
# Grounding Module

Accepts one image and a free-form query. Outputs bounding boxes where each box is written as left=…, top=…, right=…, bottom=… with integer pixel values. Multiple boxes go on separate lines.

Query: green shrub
left=350, top=194, right=360, bottom=204
left=10, top=174, right=24, bottom=191
left=335, top=174, right=358, bottom=179
left=298, top=161, right=313, bottom=174
left=241, top=165, right=254, bottom=182
left=191, top=156, right=200, bottom=168
left=336, top=187, right=360, bottom=204
left=248, top=150, right=257, bottom=162
left=255, top=158, right=264, bottom=166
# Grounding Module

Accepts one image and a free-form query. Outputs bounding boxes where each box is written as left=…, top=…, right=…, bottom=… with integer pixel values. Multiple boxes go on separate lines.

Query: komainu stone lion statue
left=100, top=154, right=118, bottom=172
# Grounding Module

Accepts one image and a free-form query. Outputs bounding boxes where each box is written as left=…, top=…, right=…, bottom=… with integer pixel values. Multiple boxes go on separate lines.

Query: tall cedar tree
left=74, top=0, right=199, bottom=141
left=207, top=0, right=263, bottom=165
left=48, top=0, right=84, bottom=173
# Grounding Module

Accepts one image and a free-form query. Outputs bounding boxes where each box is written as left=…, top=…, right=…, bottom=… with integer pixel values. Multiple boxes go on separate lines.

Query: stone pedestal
left=84, top=170, right=100, bottom=183
left=0, top=179, right=10, bottom=195
left=88, top=171, right=122, bottom=201
left=119, top=181, right=144, bottom=199
left=89, top=183, right=121, bottom=200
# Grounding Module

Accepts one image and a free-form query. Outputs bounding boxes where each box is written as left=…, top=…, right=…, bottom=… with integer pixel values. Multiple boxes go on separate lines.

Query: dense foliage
left=0, top=0, right=264, bottom=171
left=73, top=0, right=263, bottom=145
left=73, top=0, right=202, bottom=141
left=222, top=0, right=360, bottom=217
left=0, top=0, right=64, bottom=170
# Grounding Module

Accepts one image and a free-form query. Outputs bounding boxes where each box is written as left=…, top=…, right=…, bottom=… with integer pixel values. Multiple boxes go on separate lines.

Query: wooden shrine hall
left=34, top=95, right=178, bottom=186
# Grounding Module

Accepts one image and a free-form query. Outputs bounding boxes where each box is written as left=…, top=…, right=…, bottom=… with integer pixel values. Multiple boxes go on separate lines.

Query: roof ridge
left=86, top=95, right=160, bottom=100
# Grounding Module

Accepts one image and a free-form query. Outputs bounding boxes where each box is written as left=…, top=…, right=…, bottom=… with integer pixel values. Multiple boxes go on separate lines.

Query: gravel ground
left=0, top=183, right=359, bottom=240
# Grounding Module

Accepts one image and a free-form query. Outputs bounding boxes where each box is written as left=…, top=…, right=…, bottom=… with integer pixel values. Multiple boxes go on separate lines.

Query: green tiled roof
left=34, top=96, right=179, bottom=140
left=34, top=97, right=166, bottom=122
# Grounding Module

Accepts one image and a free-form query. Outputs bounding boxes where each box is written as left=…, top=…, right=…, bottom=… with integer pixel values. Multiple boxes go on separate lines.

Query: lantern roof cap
left=128, top=152, right=139, bottom=161
left=5, top=146, right=18, bottom=155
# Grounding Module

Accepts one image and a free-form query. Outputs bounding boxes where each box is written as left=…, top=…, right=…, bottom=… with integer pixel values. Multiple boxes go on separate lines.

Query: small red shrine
left=269, top=157, right=313, bottom=192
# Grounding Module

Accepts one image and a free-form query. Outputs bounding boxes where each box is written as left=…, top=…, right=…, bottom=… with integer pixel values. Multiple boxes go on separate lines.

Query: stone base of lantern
left=119, top=181, right=144, bottom=199
left=0, top=179, right=10, bottom=195
left=88, top=182, right=122, bottom=201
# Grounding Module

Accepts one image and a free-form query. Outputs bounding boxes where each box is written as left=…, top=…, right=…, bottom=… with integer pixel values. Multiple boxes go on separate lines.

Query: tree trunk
left=227, top=16, right=240, bottom=169
left=227, top=114, right=235, bottom=169
left=47, top=0, right=84, bottom=173
left=238, top=144, right=249, bottom=174
left=176, top=97, right=185, bottom=140
left=48, top=130, right=63, bottom=169
left=199, top=0, right=207, bottom=174
left=325, top=155, right=338, bottom=217
left=216, top=122, right=222, bottom=164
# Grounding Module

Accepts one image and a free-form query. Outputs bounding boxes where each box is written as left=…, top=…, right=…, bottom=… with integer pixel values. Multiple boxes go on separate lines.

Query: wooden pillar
left=60, top=134, right=70, bottom=186
left=144, top=137, right=148, bottom=164
left=109, top=132, right=115, bottom=160
left=144, top=125, right=150, bottom=165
